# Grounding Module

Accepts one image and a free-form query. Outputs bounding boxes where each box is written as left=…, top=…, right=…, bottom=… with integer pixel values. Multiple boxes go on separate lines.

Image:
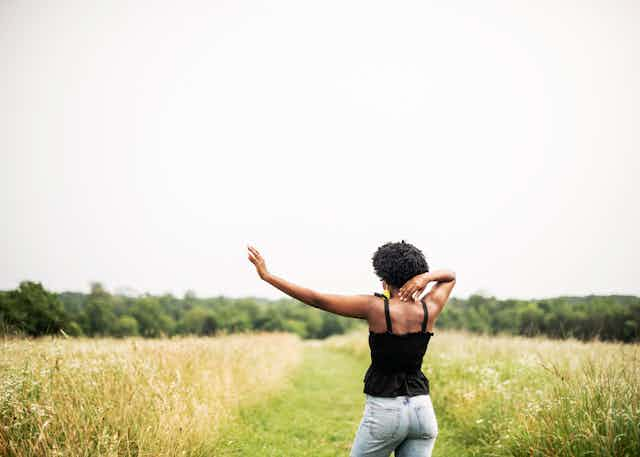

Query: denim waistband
left=365, top=393, right=429, bottom=406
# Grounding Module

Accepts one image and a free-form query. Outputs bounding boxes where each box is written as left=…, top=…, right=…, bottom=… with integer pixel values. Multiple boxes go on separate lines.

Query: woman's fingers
left=399, top=282, right=417, bottom=301
left=247, top=245, right=263, bottom=260
left=247, top=245, right=269, bottom=279
left=247, top=245, right=266, bottom=270
left=401, top=288, right=415, bottom=301
left=247, top=247, right=261, bottom=263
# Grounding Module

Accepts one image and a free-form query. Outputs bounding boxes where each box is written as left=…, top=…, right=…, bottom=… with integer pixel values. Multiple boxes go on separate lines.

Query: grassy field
left=0, top=333, right=302, bottom=457
left=324, top=329, right=640, bottom=456
left=1, top=330, right=639, bottom=456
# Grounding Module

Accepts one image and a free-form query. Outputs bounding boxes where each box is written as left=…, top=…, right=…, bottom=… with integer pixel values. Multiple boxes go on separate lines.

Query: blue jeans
left=349, top=394, right=438, bottom=457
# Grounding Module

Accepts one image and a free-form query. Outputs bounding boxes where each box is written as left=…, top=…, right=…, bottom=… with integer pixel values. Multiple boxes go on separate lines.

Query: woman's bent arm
left=399, top=269, right=456, bottom=302
left=424, top=270, right=456, bottom=316
left=424, top=269, right=457, bottom=284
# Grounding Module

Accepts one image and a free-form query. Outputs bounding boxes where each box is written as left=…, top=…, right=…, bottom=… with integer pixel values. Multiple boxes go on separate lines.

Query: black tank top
left=363, top=292, right=434, bottom=397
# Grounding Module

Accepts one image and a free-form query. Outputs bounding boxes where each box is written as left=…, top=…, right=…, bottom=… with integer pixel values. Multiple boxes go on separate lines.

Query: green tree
left=130, top=295, right=175, bottom=337
left=2, top=281, right=68, bottom=336
left=178, top=307, right=217, bottom=335
left=112, top=315, right=140, bottom=337
left=83, top=282, right=116, bottom=336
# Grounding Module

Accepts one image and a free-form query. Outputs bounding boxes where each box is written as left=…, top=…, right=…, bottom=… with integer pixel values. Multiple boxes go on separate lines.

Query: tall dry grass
left=0, top=332, right=302, bottom=457
left=325, top=329, right=640, bottom=456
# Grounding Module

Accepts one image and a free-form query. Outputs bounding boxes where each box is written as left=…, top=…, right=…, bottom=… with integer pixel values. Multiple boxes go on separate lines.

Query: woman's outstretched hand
left=247, top=245, right=270, bottom=280
left=398, top=273, right=430, bottom=302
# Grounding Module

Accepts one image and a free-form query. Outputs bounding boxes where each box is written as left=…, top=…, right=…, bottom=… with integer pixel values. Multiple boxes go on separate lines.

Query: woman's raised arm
left=247, top=245, right=371, bottom=319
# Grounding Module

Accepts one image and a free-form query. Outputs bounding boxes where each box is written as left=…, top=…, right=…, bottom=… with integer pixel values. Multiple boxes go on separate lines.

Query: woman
left=247, top=240, right=456, bottom=457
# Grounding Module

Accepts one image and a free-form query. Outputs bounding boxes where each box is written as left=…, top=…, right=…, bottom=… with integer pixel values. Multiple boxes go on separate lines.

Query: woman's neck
left=387, top=287, right=400, bottom=298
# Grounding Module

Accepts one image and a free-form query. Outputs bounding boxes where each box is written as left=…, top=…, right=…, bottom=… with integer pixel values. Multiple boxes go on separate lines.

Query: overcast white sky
left=2, top=0, right=638, bottom=301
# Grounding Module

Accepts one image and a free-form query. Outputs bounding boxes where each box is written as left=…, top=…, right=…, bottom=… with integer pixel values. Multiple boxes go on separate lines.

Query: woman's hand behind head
left=398, top=273, right=430, bottom=302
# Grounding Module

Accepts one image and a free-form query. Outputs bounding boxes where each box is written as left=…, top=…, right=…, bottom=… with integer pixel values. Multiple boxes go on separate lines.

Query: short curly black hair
left=372, top=240, right=429, bottom=288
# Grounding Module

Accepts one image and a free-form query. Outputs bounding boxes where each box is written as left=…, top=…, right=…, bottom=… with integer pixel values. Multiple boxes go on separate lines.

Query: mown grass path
left=211, top=342, right=368, bottom=456
left=211, top=341, right=462, bottom=457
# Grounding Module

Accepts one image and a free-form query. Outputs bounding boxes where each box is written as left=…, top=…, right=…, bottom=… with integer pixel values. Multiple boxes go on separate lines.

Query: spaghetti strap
left=420, top=298, right=429, bottom=333
left=383, top=296, right=392, bottom=334
left=373, top=292, right=393, bottom=334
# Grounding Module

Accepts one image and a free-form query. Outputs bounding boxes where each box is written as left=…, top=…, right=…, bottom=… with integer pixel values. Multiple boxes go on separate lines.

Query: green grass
left=210, top=342, right=368, bottom=456
left=210, top=340, right=467, bottom=457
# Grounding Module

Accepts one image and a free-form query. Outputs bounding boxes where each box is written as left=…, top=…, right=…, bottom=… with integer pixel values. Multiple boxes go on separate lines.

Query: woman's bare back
left=367, top=296, right=437, bottom=334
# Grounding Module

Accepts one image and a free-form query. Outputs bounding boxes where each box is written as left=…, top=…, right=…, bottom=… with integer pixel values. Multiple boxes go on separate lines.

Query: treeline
left=1, top=281, right=639, bottom=342
left=0, top=281, right=361, bottom=339
left=437, top=294, right=640, bottom=342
